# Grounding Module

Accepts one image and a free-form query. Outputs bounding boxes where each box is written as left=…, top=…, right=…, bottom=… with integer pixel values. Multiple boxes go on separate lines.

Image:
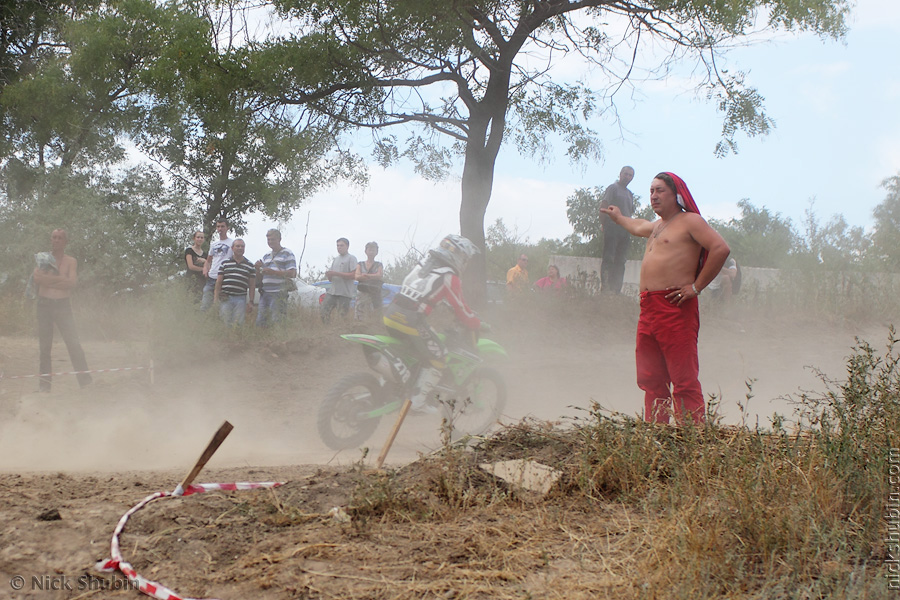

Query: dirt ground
left=0, top=298, right=892, bottom=599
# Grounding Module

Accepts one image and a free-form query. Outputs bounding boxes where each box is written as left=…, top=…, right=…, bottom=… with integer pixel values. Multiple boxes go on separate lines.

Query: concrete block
left=479, top=459, right=562, bottom=496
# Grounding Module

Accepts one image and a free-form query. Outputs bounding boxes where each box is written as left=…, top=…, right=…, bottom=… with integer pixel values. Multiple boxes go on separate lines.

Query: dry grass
left=108, top=325, right=899, bottom=599
left=121, top=330, right=897, bottom=600
left=5, top=279, right=897, bottom=598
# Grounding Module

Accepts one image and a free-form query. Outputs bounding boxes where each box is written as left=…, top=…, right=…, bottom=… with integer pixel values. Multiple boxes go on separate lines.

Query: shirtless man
left=601, top=172, right=730, bottom=424
left=32, top=229, right=92, bottom=391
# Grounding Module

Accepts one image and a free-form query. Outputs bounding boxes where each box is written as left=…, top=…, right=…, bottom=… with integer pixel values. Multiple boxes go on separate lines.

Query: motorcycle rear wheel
left=440, top=367, right=506, bottom=442
left=317, top=373, right=384, bottom=450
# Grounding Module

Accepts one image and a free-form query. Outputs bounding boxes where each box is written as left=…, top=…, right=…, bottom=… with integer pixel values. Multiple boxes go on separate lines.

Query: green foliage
left=1, top=0, right=178, bottom=170
left=711, top=72, right=775, bottom=157
left=0, top=162, right=196, bottom=294
left=794, top=327, right=900, bottom=546
left=565, top=186, right=650, bottom=259
left=565, top=187, right=604, bottom=257
left=271, top=0, right=849, bottom=164
left=794, top=202, right=870, bottom=270
left=745, top=264, right=900, bottom=323
left=0, top=0, right=870, bottom=308
left=266, top=0, right=849, bottom=300
left=711, top=196, right=894, bottom=275
left=130, top=2, right=364, bottom=234
left=0, top=1, right=102, bottom=163
left=145, top=276, right=339, bottom=366
left=484, top=219, right=527, bottom=282
left=0, top=0, right=61, bottom=87
left=1, top=0, right=359, bottom=239
left=871, top=174, right=900, bottom=271
left=710, top=199, right=800, bottom=268
left=382, top=247, right=425, bottom=285
left=482, top=218, right=572, bottom=283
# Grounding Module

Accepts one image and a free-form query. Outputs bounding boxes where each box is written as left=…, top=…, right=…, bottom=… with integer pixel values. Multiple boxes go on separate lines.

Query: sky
left=240, top=0, right=900, bottom=276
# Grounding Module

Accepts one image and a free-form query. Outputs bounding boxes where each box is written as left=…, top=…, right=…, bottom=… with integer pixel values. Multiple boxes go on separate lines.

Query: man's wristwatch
left=692, top=283, right=701, bottom=296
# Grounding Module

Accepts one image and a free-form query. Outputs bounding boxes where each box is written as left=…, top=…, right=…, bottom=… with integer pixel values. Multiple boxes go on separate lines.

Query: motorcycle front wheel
left=440, top=367, right=507, bottom=442
left=317, top=373, right=384, bottom=450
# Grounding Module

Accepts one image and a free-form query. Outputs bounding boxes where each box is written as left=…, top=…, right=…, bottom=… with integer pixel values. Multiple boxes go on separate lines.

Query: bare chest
left=640, top=221, right=700, bottom=288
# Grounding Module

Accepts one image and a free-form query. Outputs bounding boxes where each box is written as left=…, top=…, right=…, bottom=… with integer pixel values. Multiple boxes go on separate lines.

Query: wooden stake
left=174, top=421, right=234, bottom=495
left=375, top=399, right=412, bottom=469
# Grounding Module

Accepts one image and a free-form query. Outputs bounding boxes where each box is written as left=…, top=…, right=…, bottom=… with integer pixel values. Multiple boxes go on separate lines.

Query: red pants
left=635, top=291, right=704, bottom=424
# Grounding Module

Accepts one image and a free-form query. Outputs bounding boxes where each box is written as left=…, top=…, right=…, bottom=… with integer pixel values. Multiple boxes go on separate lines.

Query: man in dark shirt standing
left=214, top=238, right=256, bottom=326
left=599, top=165, right=635, bottom=294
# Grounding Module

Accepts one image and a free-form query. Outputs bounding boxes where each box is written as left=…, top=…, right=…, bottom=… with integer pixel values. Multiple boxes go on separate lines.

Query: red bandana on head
left=662, top=172, right=707, bottom=276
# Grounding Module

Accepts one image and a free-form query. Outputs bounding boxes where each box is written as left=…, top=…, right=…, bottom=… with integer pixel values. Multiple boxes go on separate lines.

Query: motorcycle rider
left=383, top=234, right=482, bottom=414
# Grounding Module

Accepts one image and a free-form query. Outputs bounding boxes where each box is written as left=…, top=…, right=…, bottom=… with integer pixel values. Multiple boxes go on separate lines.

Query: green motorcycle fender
left=476, top=338, right=508, bottom=360
left=339, top=333, right=404, bottom=348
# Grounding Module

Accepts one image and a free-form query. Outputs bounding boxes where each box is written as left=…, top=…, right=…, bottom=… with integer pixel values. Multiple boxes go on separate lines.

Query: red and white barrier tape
left=1, top=364, right=153, bottom=381
left=96, top=481, right=283, bottom=600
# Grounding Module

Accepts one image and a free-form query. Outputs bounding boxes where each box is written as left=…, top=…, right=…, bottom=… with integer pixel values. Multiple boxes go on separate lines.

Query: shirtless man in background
left=32, top=228, right=92, bottom=391
left=601, top=172, right=730, bottom=424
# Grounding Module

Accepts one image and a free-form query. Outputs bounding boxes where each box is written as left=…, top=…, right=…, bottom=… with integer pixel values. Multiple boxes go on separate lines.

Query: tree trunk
left=459, top=146, right=494, bottom=306
left=459, top=104, right=504, bottom=307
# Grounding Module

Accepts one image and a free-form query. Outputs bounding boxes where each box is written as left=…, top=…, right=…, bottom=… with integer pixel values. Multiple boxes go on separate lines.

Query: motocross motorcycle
left=317, top=330, right=508, bottom=450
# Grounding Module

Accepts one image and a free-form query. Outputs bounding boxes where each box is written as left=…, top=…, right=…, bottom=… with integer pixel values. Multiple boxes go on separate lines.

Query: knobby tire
left=317, top=372, right=384, bottom=450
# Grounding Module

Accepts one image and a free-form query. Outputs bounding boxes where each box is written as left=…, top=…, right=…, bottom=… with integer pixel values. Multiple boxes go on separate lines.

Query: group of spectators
left=505, top=254, right=569, bottom=295
left=183, top=218, right=297, bottom=327
left=29, top=168, right=735, bottom=428
left=321, top=238, right=384, bottom=322
left=183, top=218, right=384, bottom=326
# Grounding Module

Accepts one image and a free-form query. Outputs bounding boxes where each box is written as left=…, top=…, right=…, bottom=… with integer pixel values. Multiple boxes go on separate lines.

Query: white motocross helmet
left=431, top=234, right=479, bottom=275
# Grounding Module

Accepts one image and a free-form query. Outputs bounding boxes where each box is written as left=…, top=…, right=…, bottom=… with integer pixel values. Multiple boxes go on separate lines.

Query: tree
left=797, top=202, right=869, bottom=271
left=265, top=0, right=849, bottom=303
left=0, top=160, right=195, bottom=293
left=133, top=1, right=365, bottom=234
left=484, top=218, right=528, bottom=281
left=565, top=187, right=605, bottom=258
left=139, top=46, right=363, bottom=235
left=566, top=185, right=651, bottom=259
left=871, top=174, right=900, bottom=271
left=1, top=0, right=362, bottom=238
left=709, top=199, right=799, bottom=268
left=483, top=217, right=570, bottom=282
left=1, top=0, right=168, bottom=171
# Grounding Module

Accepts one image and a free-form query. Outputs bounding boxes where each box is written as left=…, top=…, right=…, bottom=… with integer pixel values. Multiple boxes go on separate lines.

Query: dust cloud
left=0, top=297, right=892, bottom=473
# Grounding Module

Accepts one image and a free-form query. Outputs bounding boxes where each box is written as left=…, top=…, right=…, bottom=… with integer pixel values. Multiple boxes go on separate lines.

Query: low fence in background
left=548, top=255, right=900, bottom=303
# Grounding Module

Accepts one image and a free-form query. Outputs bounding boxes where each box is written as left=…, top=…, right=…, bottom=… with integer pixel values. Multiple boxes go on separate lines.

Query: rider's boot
left=409, top=367, right=442, bottom=415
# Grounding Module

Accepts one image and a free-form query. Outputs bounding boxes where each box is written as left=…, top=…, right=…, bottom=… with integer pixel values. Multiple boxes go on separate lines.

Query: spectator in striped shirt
left=254, top=229, right=297, bottom=327
left=214, top=239, right=256, bottom=326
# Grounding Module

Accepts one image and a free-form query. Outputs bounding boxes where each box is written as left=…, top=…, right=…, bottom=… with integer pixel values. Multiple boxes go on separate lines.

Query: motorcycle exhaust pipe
left=366, top=351, right=396, bottom=382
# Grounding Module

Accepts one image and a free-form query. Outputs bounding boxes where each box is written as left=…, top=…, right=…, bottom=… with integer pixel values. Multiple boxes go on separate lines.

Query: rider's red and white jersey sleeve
left=433, top=273, right=480, bottom=330
left=397, top=265, right=480, bottom=330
